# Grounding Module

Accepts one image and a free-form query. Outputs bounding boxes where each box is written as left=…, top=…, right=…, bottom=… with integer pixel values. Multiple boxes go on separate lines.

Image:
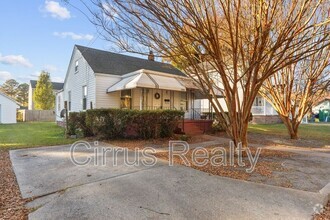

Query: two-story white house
left=55, top=45, right=203, bottom=124
left=192, top=64, right=281, bottom=124
left=28, top=80, right=64, bottom=110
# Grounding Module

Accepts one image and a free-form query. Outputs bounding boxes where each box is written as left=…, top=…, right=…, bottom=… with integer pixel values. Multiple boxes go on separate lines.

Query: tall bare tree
left=260, top=45, right=330, bottom=139
left=78, top=0, right=330, bottom=147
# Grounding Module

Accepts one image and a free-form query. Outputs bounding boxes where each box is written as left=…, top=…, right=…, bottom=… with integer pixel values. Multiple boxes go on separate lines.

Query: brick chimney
left=148, top=51, right=155, bottom=61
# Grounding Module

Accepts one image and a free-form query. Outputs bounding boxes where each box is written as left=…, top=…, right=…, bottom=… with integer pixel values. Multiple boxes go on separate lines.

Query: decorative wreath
left=154, top=92, right=160, bottom=99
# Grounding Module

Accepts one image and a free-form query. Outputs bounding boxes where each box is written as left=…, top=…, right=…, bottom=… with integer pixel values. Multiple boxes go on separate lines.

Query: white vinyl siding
left=0, top=93, right=18, bottom=124
left=28, top=85, right=34, bottom=110
left=62, top=48, right=96, bottom=113
left=55, top=91, right=64, bottom=122
left=95, top=74, right=121, bottom=109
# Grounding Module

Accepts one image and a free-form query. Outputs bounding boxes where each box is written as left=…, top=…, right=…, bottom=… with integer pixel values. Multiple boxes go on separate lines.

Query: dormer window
left=75, top=60, right=79, bottom=72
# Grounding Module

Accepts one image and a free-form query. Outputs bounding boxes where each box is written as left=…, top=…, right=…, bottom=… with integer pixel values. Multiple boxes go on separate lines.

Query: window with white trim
left=75, top=60, right=79, bottom=72
left=68, top=91, right=71, bottom=111
left=57, top=95, right=61, bottom=112
left=82, top=86, right=87, bottom=110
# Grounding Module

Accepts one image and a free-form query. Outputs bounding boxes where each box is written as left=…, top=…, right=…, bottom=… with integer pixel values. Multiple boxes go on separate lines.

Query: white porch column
left=263, top=97, right=266, bottom=115
left=140, top=88, right=143, bottom=110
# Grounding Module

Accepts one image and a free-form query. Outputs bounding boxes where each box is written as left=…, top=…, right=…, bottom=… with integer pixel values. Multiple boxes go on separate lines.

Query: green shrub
left=82, top=108, right=184, bottom=139
left=159, top=110, right=184, bottom=138
left=178, top=134, right=189, bottom=141
left=68, top=112, right=92, bottom=137
left=212, top=112, right=253, bottom=133
left=86, top=108, right=134, bottom=139
left=17, top=111, right=23, bottom=122
left=212, top=120, right=225, bottom=132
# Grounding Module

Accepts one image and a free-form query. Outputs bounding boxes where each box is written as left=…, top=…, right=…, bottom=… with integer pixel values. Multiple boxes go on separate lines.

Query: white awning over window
left=107, top=72, right=186, bottom=93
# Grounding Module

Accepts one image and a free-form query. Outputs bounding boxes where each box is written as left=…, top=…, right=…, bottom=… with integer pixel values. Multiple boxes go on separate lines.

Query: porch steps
left=180, top=120, right=213, bottom=135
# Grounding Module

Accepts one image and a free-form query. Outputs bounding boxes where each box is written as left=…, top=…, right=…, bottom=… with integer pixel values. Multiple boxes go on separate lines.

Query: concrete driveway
left=10, top=143, right=328, bottom=220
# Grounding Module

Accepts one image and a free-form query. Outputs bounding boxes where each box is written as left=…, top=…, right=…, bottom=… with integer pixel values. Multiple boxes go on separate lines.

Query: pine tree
left=33, top=71, right=55, bottom=110
left=0, top=79, right=19, bottom=98
left=16, top=83, right=29, bottom=106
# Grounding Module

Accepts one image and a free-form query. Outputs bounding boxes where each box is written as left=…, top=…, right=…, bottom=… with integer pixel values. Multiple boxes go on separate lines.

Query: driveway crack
left=139, top=206, right=170, bottom=215
left=27, top=164, right=166, bottom=201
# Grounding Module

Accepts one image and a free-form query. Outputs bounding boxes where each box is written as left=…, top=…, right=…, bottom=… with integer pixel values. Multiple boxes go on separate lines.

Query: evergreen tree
left=16, top=83, right=29, bottom=106
left=33, top=71, right=55, bottom=110
left=0, top=79, right=19, bottom=98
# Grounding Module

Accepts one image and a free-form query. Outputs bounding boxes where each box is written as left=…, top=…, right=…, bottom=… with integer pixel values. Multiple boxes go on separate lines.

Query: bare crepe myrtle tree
left=77, top=0, right=330, bottom=147
left=260, top=44, right=330, bottom=139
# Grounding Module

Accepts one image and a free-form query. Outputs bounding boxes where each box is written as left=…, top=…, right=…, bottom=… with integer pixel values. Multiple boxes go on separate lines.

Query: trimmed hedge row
left=68, top=108, right=184, bottom=139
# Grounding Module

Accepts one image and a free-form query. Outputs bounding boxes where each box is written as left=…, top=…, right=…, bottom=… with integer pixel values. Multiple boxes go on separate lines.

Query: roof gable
left=0, top=91, right=18, bottom=104
left=30, top=80, right=64, bottom=90
left=75, top=45, right=186, bottom=77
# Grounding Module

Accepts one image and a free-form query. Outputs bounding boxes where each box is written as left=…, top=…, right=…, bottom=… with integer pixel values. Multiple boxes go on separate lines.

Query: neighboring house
left=0, top=91, right=19, bottom=124
left=193, top=64, right=281, bottom=124
left=28, top=80, right=64, bottom=110
left=312, top=93, right=330, bottom=113
left=56, top=45, right=201, bottom=124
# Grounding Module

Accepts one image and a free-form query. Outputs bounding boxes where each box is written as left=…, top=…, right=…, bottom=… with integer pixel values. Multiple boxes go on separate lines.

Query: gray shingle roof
left=30, top=80, right=64, bottom=90
left=75, top=45, right=186, bottom=77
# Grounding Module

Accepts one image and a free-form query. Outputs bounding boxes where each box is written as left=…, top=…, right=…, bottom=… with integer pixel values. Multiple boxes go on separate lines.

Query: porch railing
left=251, top=106, right=265, bottom=115
left=251, top=106, right=278, bottom=115
left=190, top=108, right=214, bottom=120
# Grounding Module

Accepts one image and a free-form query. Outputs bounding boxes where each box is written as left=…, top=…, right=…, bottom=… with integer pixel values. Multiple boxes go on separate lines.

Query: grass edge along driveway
left=0, top=122, right=77, bottom=150
left=248, top=123, right=330, bottom=143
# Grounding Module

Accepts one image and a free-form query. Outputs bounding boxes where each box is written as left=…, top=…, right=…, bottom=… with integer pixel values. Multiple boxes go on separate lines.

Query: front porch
left=251, top=96, right=278, bottom=116
left=106, top=69, right=210, bottom=120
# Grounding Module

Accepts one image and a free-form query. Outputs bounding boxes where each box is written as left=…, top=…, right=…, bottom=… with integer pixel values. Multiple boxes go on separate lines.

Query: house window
left=120, top=89, right=132, bottom=109
left=75, top=60, right=79, bottom=72
left=57, top=96, right=61, bottom=112
left=82, top=86, right=87, bottom=110
left=68, top=91, right=71, bottom=111
left=254, top=96, right=264, bottom=106
left=180, top=92, right=188, bottom=111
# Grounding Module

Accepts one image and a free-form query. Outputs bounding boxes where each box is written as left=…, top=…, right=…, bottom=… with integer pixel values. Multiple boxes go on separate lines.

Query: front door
left=153, top=89, right=162, bottom=109
left=163, top=90, right=171, bottom=109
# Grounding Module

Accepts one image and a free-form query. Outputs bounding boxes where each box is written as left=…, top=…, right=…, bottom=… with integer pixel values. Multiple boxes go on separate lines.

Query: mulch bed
left=0, top=150, right=29, bottom=220
left=314, top=202, right=330, bottom=220
left=154, top=145, right=294, bottom=184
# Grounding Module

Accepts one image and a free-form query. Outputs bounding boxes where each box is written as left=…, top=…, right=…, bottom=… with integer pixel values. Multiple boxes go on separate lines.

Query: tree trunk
left=290, top=132, right=298, bottom=139
left=241, top=121, right=249, bottom=148
left=240, top=132, right=248, bottom=148
left=227, top=115, right=249, bottom=148
left=281, top=116, right=299, bottom=140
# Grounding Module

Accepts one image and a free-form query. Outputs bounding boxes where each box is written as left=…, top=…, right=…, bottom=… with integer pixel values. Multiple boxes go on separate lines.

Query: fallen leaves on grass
left=0, top=150, right=28, bottom=220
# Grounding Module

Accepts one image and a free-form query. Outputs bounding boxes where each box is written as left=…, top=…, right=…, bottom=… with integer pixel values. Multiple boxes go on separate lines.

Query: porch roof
left=107, top=72, right=186, bottom=93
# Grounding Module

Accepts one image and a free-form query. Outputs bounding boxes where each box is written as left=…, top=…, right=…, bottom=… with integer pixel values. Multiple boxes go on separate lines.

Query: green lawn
left=248, top=123, right=330, bottom=142
left=0, top=122, right=77, bottom=150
